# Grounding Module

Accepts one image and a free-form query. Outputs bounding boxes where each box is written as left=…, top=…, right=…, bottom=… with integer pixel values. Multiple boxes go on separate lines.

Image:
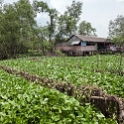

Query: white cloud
left=50, top=0, right=72, bottom=14
left=116, top=0, right=124, bottom=2
left=81, top=0, right=124, bottom=37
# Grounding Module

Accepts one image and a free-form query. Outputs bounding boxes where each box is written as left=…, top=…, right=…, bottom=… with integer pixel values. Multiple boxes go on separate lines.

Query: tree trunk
left=49, top=15, right=54, bottom=53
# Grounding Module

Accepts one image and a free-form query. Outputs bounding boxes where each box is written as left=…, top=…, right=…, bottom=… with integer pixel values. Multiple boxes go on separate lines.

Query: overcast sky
left=3, top=0, right=124, bottom=38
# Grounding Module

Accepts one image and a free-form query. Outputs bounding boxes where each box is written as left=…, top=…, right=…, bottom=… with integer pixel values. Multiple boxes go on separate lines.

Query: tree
left=0, top=0, right=36, bottom=59
left=66, top=0, right=83, bottom=29
left=108, top=15, right=124, bottom=74
left=55, top=0, right=83, bottom=43
left=32, top=26, right=50, bottom=54
left=78, top=20, right=97, bottom=36
left=56, top=14, right=76, bottom=42
left=108, top=15, right=124, bottom=45
left=65, top=0, right=83, bottom=35
left=33, top=1, right=58, bottom=43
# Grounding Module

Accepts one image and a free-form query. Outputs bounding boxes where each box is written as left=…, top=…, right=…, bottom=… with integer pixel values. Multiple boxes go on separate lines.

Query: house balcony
left=55, top=46, right=97, bottom=52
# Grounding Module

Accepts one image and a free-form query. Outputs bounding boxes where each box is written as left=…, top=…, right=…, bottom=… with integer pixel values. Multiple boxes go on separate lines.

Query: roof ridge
left=74, top=34, right=106, bottom=39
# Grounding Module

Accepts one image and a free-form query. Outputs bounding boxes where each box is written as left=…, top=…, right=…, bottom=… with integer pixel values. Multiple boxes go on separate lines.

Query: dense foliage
left=108, top=15, right=124, bottom=45
left=0, top=0, right=98, bottom=59
left=0, top=68, right=116, bottom=123
left=78, top=21, right=97, bottom=36
left=1, top=0, right=124, bottom=61
left=0, top=0, right=36, bottom=59
left=0, top=55, right=124, bottom=98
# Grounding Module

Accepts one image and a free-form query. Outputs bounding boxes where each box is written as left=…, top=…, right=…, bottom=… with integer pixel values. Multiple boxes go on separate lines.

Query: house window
left=81, top=41, right=86, bottom=46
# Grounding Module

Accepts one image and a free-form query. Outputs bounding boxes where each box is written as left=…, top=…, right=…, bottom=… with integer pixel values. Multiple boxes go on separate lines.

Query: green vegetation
left=1, top=56, right=124, bottom=97
left=108, top=15, right=124, bottom=45
left=0, top=0, right=36, bottom=59
left=0, top=67, right=116, bottom=123
left=0, top=0, right=84, bottom=59
left=0, top=1, right=124, bottom=123
left=78, top=21, right=97, bottom=36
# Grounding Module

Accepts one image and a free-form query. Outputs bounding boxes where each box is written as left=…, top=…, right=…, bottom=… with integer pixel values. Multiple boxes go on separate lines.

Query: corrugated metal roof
left=72, top=35, right=112, bottom=43
left=55, top=34, right=112, bottom=47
